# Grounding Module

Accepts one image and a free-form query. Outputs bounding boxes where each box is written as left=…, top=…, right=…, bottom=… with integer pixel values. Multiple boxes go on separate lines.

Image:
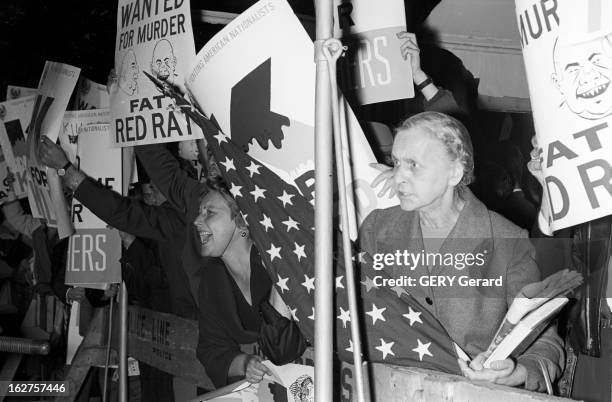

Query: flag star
left=293, top=242, right=306, bottom=261
left=260, top=214, right=274, bottom=232
left=335, top=276, right=345, bottom=289
left=346, top=340, right=354, bottom=353
left=402, top=307, right=423, bottom=327
left=358, top=252, right=367, bottom=264
left=245, top=161, right=261, bottom=178
left=214, top=132, right=229, bottom=144
left=220, top=157, right=235, bottom=172
left=412, top=339, right=433, bottom=361
left=301, top=274, right=315, bottom=294
left=337, top=307, right=351, bottom=328
left=392, top=286, right=408, bottom=298
left=361, top=276, right=379, bottom=292
left=289, top=307, right=299, bottom=322
left=276, top=274, right=289, bottom=293
left=240, top=212, right=248, bottom=226
left=277, top=190, right=294, bottom=207
left=267, top=243, right=281, bottom=262
left=375, top=338, right=395, bottom=360
left=308, top=307, right=315, bottom=321
left=282, top=216, right=300, bottom=232
left=366, top=304, right=386, bottom=325
left=229, top=183, right=243, bottom=198
left=250, top=185, right=266, bottom=202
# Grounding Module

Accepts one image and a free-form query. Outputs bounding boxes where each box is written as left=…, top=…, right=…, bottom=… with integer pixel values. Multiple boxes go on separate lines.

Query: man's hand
left=397, top=31, right=427, bottom=84
left=244, top=355, right=273, bottom=384
left=66, top=287, right=87, bottom=304
left=38, top=136, right=69, bottom=170
left=526, top=135, right=544, bottom=188
left=118, top=230, right=136, bottom=249
left=458, top=352, right=527, bottom=387
left=369, top=163, right=395, bottom=198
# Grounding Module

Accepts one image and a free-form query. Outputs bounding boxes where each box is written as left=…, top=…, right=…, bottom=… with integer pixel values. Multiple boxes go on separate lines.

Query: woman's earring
left=240, top=231, right=247, bottom=238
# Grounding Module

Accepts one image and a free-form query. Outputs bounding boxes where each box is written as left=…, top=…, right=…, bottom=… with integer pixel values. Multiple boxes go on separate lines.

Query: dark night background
left=0, top=0, right=440, bottom=97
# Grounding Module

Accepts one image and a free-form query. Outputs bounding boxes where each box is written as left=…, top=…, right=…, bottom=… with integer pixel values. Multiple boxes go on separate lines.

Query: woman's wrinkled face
left=193, top=191, right=238, bottom=257
left=178, top=140, right=199, bottom=161
left=392, top=127, right=460, bottom=212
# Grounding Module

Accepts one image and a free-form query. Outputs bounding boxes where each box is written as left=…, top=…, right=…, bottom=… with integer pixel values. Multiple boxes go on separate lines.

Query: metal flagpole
left=118, top=282, right=128, bottom=402
left=314, top=1, right=334, bottom=401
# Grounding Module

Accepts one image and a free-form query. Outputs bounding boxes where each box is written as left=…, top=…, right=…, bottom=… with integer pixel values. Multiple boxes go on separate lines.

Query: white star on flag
left=229, top=183, right=242, bottom=198
left=335, top=276, right=345, bottom=289
left=240, top=212, right=248, bottom=225
left=392, top=286, right=408, bottom=298
left=403, top=307, right=423, bottom=327
left=376, top=338, right=395, bottom=359
left=282, top=216, right=300, bottom=232
left=267, top=243, right=281, bottom=262
left=250, top=185, right=266, bottom=202
left=346, top=340, right=354, bottom=353
left=358, top=252, right=367, bottom=264
left=412, top=339, right=433, bottom=361
left=214, top=132, right=229, bottom=144
left=276, top=274, right=289, bottom=293
left=289, top=307, right=299, bottom=322
left=277, top=190, right=294, bottom=207
left=293, top=242, right=306, bottom=261
left=260, top=215, right=273, bottom=232
left=366, top=304, right=386, bottom=325
left=301, top=274, right=315, bottom=294
left=361, top=276, right=378, bottom=292
left=245, top=161, right=261, bottom=178
left=308, top=307, right=315, bottom=321
left=220, top=157, right=235, bottom=172
left=337, top=307, right=351, bottom=328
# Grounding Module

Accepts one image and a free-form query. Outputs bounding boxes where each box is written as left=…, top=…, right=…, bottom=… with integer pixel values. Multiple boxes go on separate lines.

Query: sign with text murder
left=515, top=0, right=612, bottom=233
left=186, top=0, right=397, bottom=238
left=110, top=0, right=202, bottom=147
left=333, top=0, right=413, bottom=104
left=65, top=109, right=121, bottom=286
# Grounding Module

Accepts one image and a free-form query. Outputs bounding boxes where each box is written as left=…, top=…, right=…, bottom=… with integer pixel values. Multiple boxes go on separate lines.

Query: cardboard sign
left=64, top=109, right=122, bottom=286
left=186, top=0, right=397, bottom=238
left=110, top=0, right=202, bottom=147
left=25, top=61, right=80, bottom=237
left=0, top=96, right=35, bottom=203
left=333, top=0, right=413, bottom=104
left=6, top=85, right=38, bottom=101
left=71, top=76, right=110, bottom=111
left=515, top=0, right=612, bottom=234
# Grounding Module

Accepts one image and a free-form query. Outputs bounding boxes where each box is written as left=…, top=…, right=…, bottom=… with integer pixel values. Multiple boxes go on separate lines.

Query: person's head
left=151, top=39, right=177, bottom=82
left=178, top=139, right=199, bottom=161
left=119, top=50, right=139, bottom=95
left=392, top=112, right=473, bottom=213
left=142, top=182, right=166, bottom=206
left=552, top=34, right=612, bottom=119
left=193, top=178, right=248, bottom=258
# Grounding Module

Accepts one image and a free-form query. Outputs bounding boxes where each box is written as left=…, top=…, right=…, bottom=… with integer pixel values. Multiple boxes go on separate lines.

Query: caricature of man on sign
left=552, top=33, right=612, bottom=120
left=118, top=49, right=140, bottom=96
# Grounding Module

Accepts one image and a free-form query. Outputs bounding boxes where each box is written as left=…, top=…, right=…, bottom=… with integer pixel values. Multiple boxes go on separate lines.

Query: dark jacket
left=74, top=179, right=198, bottom=319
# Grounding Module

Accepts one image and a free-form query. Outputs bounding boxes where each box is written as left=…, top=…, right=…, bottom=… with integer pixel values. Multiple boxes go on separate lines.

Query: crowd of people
left=0, top=34, right=610, bottom=402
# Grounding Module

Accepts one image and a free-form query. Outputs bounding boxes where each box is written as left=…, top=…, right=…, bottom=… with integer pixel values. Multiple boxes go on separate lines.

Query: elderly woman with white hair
left=361, top=111, right=564, bottom=392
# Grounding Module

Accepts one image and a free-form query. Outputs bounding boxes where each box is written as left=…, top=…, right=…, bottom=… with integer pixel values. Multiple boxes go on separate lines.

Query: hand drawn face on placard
left=288, top=375, right=314, bottom=402
left=552, top=34, right=612, bottom=119
left=150, top=39, right=177, bottom=82
left=119, top=49, right=140, bottom=96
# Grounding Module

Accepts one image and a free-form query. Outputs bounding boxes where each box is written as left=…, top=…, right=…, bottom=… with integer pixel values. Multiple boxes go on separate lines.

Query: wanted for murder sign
left=0, top=96, right=35, bottom=204
left=26, top=61, right=80, bottom=238
left=515, top=0, right=612, bottom=234
left=65, top=109, right=122, bottom=287
left=186, top=0, right=397, bottom=239
left=110, top=0, right=202, bottom=147
left=333, top=0, right=413, bottom=104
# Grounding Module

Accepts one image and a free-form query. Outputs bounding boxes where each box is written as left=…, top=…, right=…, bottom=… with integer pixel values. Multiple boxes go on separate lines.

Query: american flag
left=146, top=72, right=461, bottom=375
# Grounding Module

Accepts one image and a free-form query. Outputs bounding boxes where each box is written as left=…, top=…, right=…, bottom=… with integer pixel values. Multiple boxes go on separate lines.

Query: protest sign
left=110, top=0, right=202, bottom=147
left=514, top=0, right=612, bottom=233
left=6, top=85, right=38, bottom=101
left=64, top=109, right=122, bottom=286
left=71, top=76, right=110, bottom=111
left=186, top=0, right=397, bottom=238
left=25, top=61, right=80, bottom=237
left=0, top=96, right=35, bottom=203
left=333, top=0, right=413, bottom=104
